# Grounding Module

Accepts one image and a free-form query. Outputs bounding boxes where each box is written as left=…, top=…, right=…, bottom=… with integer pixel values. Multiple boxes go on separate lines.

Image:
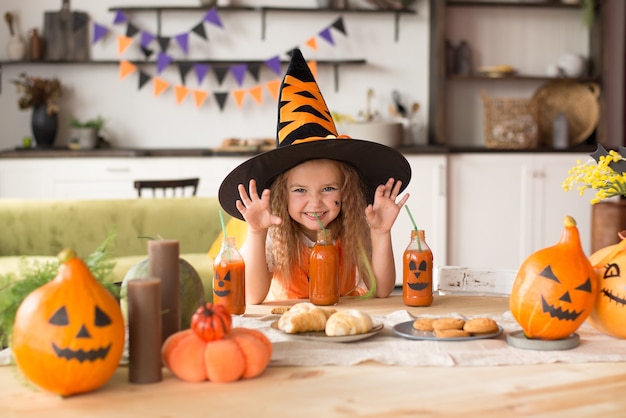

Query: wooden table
left=3, top=295, right=626, bottom=417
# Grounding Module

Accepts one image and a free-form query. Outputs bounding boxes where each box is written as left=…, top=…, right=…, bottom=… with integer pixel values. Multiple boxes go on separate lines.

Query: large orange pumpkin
left=510, top=216, right=596, bottom=340
left=587, top=232, right=626, bottom=338
left=12, top=249, right=125, bottom=397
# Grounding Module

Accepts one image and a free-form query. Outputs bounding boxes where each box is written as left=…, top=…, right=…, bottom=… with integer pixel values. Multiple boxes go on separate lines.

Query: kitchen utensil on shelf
left=4, top=12, right=26, bottom=60
left=44, top=0, right=89, bottom=61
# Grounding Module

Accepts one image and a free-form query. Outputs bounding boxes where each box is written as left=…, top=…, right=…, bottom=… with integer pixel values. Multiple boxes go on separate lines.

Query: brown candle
left=148, top=239, right=180, bottom=343
left=127, top=278, right=162, bottom=384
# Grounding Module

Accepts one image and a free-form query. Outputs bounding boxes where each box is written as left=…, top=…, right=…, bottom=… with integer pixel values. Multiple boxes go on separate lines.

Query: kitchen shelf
left=446, top=0, right=584, bottom=9
left=0, top=58, right=366, bottom=92
left=107, top=5, right=417, bottom=41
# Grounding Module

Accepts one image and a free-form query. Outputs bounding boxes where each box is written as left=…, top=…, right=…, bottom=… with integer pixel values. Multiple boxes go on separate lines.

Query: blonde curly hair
left=269, top=159, right=374, bottom=288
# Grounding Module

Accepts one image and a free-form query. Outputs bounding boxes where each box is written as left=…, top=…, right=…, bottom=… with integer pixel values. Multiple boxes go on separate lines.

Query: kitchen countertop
left=0, top=144, right=597, bottom=158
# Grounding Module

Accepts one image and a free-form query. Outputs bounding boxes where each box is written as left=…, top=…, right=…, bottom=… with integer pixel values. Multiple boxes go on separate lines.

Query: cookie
left=463, top=318, right=499, bottom=334
left=271, top=306, right=291, bottom=315
left=432, top=317, right=465, bottom=331
left=412, top=318, right=435, bottom=332
left=434, top=328, right=471, bottom=339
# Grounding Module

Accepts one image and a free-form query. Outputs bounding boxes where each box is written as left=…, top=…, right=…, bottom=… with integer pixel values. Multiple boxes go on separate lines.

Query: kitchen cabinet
left=428, top=0, right=605, bottom=148
left=391, top=154, right=448, bottom=285
left=447, top=152, right=592, bottom=270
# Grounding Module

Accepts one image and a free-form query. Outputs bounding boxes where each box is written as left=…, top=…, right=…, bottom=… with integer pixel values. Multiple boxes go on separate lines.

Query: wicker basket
left=481, top=91, right=539, bottom=149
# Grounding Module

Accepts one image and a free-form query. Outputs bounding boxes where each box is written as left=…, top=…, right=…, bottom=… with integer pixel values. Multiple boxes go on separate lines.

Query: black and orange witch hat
left=218, top=48, right=411, bottom=220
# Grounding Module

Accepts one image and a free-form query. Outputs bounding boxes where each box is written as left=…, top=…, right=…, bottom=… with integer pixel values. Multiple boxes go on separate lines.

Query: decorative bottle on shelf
left=309, top=229, right=339, bottom=306
left=29, top=28, right=43, bottom=61
left=402, top=229, right=433, bottom=307
left=213, top=236, right=246, bottom=315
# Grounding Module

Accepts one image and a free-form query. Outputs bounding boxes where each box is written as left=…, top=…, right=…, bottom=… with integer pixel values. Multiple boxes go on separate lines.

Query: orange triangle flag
left=305, top=37, right=318, bottom=51
left=307, top=60, right=318, bottom=79
left=232, top=89, right=246, bottom=108
left=193, top=90, right=209, bottom=108
left=265, top=79, right=281, bottom=100
left=153, top=77, right=170, bottom=97
left=174, top=85, right=190, bottom=105
left=117, top=35, right=133, bottom=55
left=119, top=60, right=137, bottom=80
left=248, top=85, right=263, bottom=105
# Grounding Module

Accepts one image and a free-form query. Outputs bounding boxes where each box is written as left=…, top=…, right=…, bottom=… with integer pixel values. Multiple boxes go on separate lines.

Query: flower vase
left=591, top=199, right=626, bottom=253
left=31, top=105, right=58, bottom=148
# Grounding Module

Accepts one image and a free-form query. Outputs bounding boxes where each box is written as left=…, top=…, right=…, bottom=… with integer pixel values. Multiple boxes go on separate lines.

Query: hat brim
left=218, top=139, right=412, bottom=220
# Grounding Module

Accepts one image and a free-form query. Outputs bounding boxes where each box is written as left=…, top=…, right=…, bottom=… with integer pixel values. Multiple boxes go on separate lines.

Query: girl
left=218, top=49, right=411, bottom=304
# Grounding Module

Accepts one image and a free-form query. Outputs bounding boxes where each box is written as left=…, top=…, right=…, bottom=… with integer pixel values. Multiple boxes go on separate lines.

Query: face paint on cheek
left=335, top=201, right=340, bottom=207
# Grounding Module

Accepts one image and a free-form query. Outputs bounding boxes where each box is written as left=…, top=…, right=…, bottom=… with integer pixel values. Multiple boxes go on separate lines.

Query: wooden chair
left=134, top=178, right=200, bottom=198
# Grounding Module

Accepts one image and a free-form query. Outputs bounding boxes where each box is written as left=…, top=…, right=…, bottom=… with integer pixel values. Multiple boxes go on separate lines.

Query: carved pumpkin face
left=407, top=259, right=430, bottom=291
left=12, top=253, right=125, bottom=397
left=214, top=268, right=232, bottom=297
left=588, top=236, right=626, bottom=338
left=510, top=217, right=596, bottom=340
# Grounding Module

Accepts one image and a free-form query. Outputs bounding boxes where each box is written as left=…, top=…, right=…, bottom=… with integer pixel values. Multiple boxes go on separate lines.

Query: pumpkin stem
left=57, top=248, right=77, bottom=263
left=564, top=215, right=576, bottom=227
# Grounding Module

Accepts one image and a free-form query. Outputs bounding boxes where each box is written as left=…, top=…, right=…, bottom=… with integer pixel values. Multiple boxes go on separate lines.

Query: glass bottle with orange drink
left=402, top=229, right=433, bottom=307
left=213, top=236, right=246, bottom=315
left=309, top=228, right=339, bottom=306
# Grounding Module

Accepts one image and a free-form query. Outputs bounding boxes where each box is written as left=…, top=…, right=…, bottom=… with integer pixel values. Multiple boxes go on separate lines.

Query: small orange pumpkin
left=191, top=303, right=232, bottom=342
left=510, top=216, right=596, bottom=340
left=587, top=231, right=626, bottom=338
left=12, top=249, right=125, bottom=397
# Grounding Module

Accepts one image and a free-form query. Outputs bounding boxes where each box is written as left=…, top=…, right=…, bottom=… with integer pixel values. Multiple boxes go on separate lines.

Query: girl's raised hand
left=235, top=179, right=282, bottom=233
left=365, top=178, right=409, bottom=233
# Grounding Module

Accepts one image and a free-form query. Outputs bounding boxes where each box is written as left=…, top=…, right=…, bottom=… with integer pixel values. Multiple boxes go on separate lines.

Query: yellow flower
left=563, top=149, right=626, bottom=204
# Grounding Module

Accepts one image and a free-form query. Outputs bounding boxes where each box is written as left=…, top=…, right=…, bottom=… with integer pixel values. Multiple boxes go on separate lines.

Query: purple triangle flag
left=113, top=10, right=128, bottom=25
left=175, top=33, right=190, bottom=55
left=264, top=55, right=282, bottom=76
left=92, top=23, right=109, bottom=44
left=157, top=52, right=173, bottom=74
left=230, top=64, right=248, bottom=86
left=194, top=64, right=210, bottom=84
left=203, top=7, right=223, bottom=29
left=319, top=28, right=335, bottom=45
left=140, top=31, right=156, bottom=48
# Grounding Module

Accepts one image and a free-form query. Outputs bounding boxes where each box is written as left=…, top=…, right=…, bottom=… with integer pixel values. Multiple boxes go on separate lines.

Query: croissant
left=277, top=302, right=336, bottom=334
left=325, top=310, right=373, bottom=336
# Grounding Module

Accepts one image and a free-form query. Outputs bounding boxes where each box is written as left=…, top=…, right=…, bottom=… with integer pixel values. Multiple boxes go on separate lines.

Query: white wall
left=0, top=0, right=430, bottom=150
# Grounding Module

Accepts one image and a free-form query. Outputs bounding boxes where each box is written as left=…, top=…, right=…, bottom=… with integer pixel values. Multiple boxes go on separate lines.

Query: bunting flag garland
left=230, top=63, right=248, bottom=86
left=194, top=64, right=211, bottom=84
left=178, top=62, right=194, bottom=84
left=117, top=35, right=133, bottom=55
left=193, top=90, right=209, bottom=108
left=140, top=31, right=156, bottom=48
left=305, top=37, right=318, bottom=51
left=73, top=12, right=89, bottom=32
left=153, top=77, right=170, bottom=97
left=138, top=71, right=152, bottom=89
left=157, top=52, right=173, bottom=74
left=232, top=89, right=246, bottom=108
left=100, top=11, right=348, bottom=110
left=119, top=60, right=137, bottom=79
left=93, top=23, right=109, bottom=44
left=175, top=33, right=190, bottom=55
left=175, top=85, right=190, bottom=105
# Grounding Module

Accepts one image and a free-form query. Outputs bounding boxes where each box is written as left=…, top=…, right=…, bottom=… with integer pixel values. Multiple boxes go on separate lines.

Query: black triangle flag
left=158, top=36, right=171, bottom=52
left=138, top=71, right=152, bottom=90
left=140, top=46, right=154, bottom=60
left=72, top=12, right=89, bottom=32
left=178, top=62, right=194, bottom=85
left=213, top=65, right=230, bottom=85
left=126, top=23, right=140, bottom=38
left=247, top=63, right=261, bottom=82
left=214, top=92, right=229, bottom=111
left=191, top=22, right=208, bottom=41
left=331, top=17, right=347, bottom=36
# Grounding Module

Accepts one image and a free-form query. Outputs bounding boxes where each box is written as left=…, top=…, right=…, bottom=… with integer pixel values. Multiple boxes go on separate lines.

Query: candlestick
left=128, top=278, right=162, bottom=384
left=148, top=239, right=180, bottom=343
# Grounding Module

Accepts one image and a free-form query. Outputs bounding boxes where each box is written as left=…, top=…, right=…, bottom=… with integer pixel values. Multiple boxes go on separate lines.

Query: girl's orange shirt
left=267, top=238, right=367, bottom=301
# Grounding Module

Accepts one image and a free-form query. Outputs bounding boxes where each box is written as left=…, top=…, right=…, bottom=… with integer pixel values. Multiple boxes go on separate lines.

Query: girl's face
left=286, top=159, right=342, bottom=234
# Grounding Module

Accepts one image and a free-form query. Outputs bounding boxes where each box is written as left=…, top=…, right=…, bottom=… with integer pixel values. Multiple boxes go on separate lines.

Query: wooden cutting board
left=43, top=0, right=89, bottom=61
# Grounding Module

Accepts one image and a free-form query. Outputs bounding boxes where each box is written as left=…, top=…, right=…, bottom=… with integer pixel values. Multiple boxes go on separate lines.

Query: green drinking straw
left=404, top=205, right=422, bottom=250
left=218, top=209, right=231, bottom=261
left=313, top=213, right=327, bottom=239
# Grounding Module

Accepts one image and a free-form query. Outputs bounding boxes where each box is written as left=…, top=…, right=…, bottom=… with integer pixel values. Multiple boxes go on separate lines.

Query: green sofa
left=0, top=197, right=232, bottom=285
